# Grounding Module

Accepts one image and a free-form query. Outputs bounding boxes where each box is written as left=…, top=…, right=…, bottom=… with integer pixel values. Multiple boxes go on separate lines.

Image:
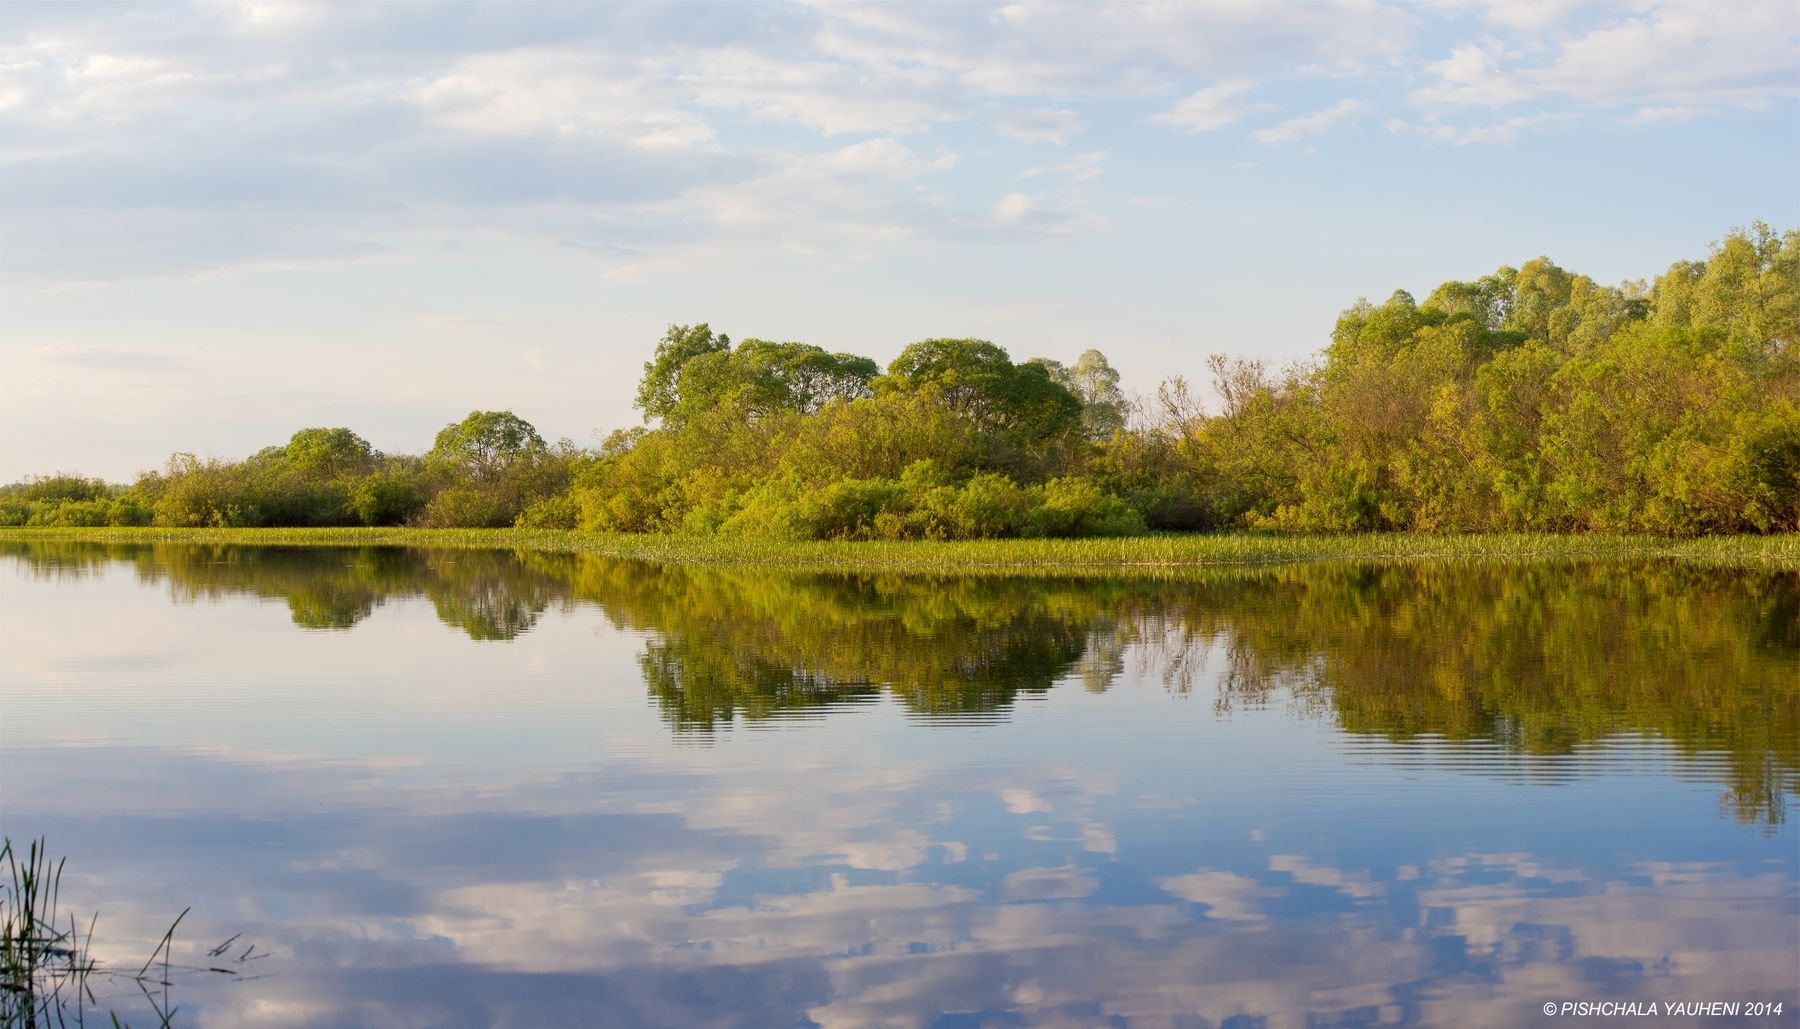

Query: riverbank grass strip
left=1, top=527, right=1794, bottom=571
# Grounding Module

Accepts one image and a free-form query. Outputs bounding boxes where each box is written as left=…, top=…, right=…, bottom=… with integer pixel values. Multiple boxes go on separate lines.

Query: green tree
left=880, top=338, right=1082, bottom=444
left=636, top=323, right=730, bottom=423
left=428, top=411, right=547, bottom=481
left=285, top=428, right=376, bottom=478
left=1030, top=350, right=1127, bottom=439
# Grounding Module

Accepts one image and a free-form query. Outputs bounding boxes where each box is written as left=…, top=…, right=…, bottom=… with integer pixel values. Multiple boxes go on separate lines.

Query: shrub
left=1026, top=477, right=1147, bottom=537
left=417, top=486, right=514, bottom=529
left=515, top=493, right=581, bottom=530
left=353, top=472, right=425, bottom=526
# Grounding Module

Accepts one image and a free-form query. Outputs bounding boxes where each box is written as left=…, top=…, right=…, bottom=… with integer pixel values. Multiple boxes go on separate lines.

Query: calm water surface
left=1, top=542, right=1795, bottom=1027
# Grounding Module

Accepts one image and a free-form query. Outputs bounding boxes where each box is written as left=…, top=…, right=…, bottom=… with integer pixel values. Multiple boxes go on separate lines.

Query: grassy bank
left=2, top=526, right=1795, bottom=572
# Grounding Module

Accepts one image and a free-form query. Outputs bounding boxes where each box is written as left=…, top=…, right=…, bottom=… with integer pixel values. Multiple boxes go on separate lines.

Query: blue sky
left=3, top=0, right=1797, bottom=481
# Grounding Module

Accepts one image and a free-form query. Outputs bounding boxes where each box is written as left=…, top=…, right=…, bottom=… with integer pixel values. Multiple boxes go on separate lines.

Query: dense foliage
left=5, top=224, right=1796, bottom=537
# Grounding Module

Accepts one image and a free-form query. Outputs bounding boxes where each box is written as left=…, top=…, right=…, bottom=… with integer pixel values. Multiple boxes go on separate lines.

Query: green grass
left=2, top=526, right=1795, bottom=572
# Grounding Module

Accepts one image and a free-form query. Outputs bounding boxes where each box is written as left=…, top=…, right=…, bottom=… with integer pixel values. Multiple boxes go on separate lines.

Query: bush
left=13, top=475, right=109, bottom=504
left=353, top=472, right=425, bottom=526
left=417, top=486, right=515, bottom=529
left=515, top=493, right=581, bottom=530
left=1026, top=478, right=1147, bottom=537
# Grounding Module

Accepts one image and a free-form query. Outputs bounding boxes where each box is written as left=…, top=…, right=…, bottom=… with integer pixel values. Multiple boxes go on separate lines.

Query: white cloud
left=1629, top=105, right=1707, bottom=124
left=814, top=2, right=1415, bottom=99
left=1150, top=79, right=1253, bottom=132
left=417, top=50, right=715, bottom=149
left=1410, top=43, right=1530, bottom=107
left=1478, top=0, right=1581, bottom=32
left=1533, top=3, right=1799, bottom=108
left=1253, top=99, right=1363, bottom=144
left=1426, top=110, right=1575, bottom=144
left=597, top=136, right=961, bottom=279
left=990, top=192, right=1038, bottom=225
left=681, top=47, right=954, bottom=136
left=1019, top=150, right=1106, bottom=182
left=816, top=137, right=959, bottom=178
left=993, top=106, right=1086, bottom=145
left=1411, top=2, right=1800, bottom=116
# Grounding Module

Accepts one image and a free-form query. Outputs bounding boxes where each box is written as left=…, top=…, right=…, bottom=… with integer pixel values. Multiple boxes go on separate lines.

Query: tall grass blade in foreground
left=2, top=839, right=258, bottom=1028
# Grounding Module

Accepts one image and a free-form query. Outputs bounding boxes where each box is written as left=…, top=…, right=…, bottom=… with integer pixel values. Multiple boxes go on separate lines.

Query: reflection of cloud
left=5, top=550, right=1798, bottom=1026
left=13, top=738, right=1800, bottom=1029
left=1268, top=854, right=1385, bottom=899
left=1156, top=869, right=1270, bottom=922
left=1000, top=865, right=1097, bottom=901
left=999, top=787, right=1051, bottom=814
left=1080, top=821, right=1117, bottom=855
left=833, top=829, right=934, bottom=872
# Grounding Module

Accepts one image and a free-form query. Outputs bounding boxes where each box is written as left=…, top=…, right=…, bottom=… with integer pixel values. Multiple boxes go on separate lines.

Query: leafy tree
left=662, top=338, right=878, bottom=425
left=880, top=338, right=1082, bottom=444
left=285, top=428, right=376, bottom=478
left=9, top=474, right=109, bottom=503
left=1030, top=350, right=1127, bottom=439
left=428, top=411, right=547, bottom=481
left=736, top=339, right=879, bottom=414
left=636, top=323, right=729, bottom=423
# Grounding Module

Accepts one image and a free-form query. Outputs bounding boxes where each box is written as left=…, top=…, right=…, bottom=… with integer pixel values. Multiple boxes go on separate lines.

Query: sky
left=2, top=0, right=1797, bottom=482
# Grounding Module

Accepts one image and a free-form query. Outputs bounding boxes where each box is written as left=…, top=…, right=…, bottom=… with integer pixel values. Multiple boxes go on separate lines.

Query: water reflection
left=1, top=542, right=1795, bottom=1027
left=7, top=541, right=1795, bottom=826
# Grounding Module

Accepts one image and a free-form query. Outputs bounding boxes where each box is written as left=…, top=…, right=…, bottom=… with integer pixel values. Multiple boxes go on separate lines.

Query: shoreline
left=2, top=526, right=1795, bottom=573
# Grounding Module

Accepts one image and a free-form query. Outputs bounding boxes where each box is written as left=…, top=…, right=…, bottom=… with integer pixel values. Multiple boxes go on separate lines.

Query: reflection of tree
left=1124, top=562, right=1800, bottom=827
left=3, top=541, right=1795, bottom=823
left=417, top=549, right=558, bottom=640
left=568, top=562, right=1112, bottom=729
left=638, top=647, right=881, bottom=733
left=0, top=541, right=558, bottom=640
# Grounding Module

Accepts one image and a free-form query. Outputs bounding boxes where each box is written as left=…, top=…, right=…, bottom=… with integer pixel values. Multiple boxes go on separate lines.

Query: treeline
left=1, top=413, right=583, bottom=531
left=5, top=223, right=1797, bottom=536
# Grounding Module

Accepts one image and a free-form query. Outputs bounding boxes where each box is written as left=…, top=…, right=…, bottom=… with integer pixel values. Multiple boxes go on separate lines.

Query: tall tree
left=429, top=411, right=546, bottom=481
left=637, top=323, right=730, bottom=423
left=881, top=338, right=1081, bottom=442
left=285, top=427, right=376, bottom=478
